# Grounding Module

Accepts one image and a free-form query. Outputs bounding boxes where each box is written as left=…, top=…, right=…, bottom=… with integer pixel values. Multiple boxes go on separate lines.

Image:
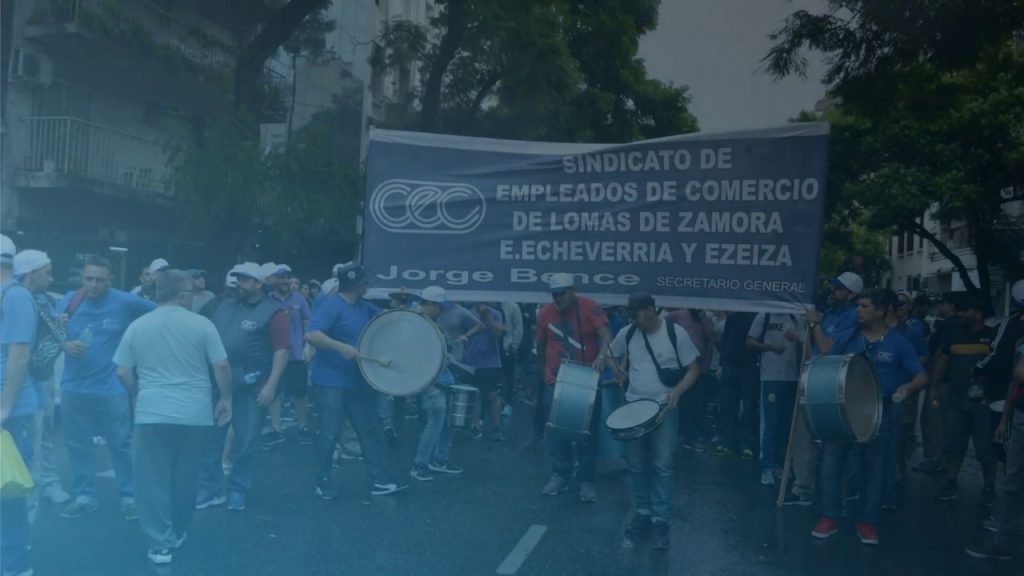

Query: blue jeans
left=313, top=386, right=392, bottom=486
left=62, top=390, right=134, bottom=500
left=198, top=388, right=265, bottom=496
left=820, top=403, right=900, bottom=525
left=759, top=380, right=797, bottom=471
left=542, top=383, right=599, bottom=482
left=627, top=407, right=679, bottom=522
left=1, top=416, right=34, bottom=574
left=414, top=387, right=453, bottom=467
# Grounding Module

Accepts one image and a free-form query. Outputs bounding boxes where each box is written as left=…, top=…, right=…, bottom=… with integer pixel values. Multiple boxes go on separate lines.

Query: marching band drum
left=547, top=360, right=600, bottom=437
left=357, top=309, right=447, bottom=397
left=800, top=354, right=883, bottom=443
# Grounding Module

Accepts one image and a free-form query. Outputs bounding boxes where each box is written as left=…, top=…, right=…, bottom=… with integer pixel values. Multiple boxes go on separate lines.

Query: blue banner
left=364, top=125, right=828, bottom=313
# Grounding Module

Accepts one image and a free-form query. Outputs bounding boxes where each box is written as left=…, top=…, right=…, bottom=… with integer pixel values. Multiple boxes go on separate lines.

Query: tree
left=379, top=0, right=698, bottom=142
left=765, top=1, right=1024, bottom=299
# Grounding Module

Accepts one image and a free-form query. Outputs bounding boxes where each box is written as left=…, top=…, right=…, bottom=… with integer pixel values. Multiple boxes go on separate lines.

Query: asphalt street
left=29, top=403, right=1008, bottom=576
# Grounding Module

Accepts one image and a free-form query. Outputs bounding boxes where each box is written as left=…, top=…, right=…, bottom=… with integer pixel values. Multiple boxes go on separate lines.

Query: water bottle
left=79, top=326, right=94, bottom=348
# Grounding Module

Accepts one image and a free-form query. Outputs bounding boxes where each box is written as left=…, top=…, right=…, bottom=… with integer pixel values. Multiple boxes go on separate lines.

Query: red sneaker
left=811, top=517, right=839, bottom=539
left=856, top=522, right=879, bottom=545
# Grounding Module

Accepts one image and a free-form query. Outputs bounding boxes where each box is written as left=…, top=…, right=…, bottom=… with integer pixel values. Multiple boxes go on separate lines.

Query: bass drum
left=547, top=361, right=599, bottom=438
left=357, top=309, right=447, bottom=397
left=800, top=354, right=882, bottom=443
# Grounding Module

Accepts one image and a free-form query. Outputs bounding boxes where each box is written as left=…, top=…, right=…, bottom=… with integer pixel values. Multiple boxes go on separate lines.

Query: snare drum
left=605, top=400, right=664, bottom=441
left=446, top=385, right=480, bottom=429
left=800, top=354, right=882, bottom=443
left=547, top=361, right=599, bottom=438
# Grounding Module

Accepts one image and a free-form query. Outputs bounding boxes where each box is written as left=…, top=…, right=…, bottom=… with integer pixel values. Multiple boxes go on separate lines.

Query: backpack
left=1, top=283, right=66, bottom=381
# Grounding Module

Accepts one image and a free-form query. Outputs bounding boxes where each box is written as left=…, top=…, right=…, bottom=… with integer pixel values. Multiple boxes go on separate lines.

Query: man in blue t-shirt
left=56, top=256, right=156, bottom=521
left=306, top=262, right=406, bottom=500
left=811, top=289, right=927, bottom=547
left=465, top=302, right=506, bottom=441
left=1, top=248, right=51, bottom=576
left=806, top=271, right=862, bottom=356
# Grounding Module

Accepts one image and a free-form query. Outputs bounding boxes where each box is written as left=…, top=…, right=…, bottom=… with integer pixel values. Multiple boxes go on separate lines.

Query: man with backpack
left=1, top=248, right=55, bottom=576
left=609, top=292, right=701, bottom=550
left=57, top=256, right=156, bottom=521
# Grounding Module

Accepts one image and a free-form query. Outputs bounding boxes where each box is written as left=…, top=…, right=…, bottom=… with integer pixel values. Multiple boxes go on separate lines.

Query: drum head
left=844, top=355, right=882, bottom=442
left=557, top=361, right=599, bottom=389
left=606, top=400, right=660, bottom=431
left=358, top=309, right=446, bottom=397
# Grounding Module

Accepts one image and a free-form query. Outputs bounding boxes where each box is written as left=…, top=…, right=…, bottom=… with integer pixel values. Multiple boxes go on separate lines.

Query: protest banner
left=364, top=124, right=828, bottom=312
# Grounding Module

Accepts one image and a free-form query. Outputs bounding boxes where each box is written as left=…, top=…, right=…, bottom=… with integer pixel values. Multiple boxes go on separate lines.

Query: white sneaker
left=760, top=470, right=776, bottom=486
left=41, top=484, right=70, bottom=504
left=147, top=549, right=173, bottom=565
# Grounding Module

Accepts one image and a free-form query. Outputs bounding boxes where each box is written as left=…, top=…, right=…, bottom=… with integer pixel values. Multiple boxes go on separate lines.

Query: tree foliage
left=380, top=0, right=698, bottom=142
left=766, top=1, right=1024, bottom=298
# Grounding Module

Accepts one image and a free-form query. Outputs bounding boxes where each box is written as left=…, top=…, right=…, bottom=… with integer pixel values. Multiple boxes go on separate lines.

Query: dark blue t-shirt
left=57, top=289, right=156, bottom=395
left=308, top=295, right=379, bottom=389
left=814, top=303, right=858, bottom=356
left=833, top=329, right=925, bottom=395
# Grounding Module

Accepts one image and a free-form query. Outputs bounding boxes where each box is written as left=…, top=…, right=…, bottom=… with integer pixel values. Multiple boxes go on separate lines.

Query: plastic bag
left=1, top=429, right=34, bottom=499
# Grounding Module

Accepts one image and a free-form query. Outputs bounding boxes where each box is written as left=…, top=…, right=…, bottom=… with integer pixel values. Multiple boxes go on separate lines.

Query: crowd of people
left=1, top=233, right=1022, bottom=573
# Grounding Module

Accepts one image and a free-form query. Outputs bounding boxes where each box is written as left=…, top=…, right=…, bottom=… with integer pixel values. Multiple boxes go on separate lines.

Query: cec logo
left=369, top=179, right=486, bottom=234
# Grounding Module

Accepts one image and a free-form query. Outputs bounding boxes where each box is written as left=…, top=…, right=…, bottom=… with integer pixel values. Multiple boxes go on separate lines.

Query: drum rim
left=606, top=399, right=661, bottom=431
left=800, top=353, right=883, bottom=444
left=357, top=308, right=447, bottom=397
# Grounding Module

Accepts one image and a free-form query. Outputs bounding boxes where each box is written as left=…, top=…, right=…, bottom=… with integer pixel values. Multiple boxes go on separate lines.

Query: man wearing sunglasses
left=536, top=273, right=612, bottom=503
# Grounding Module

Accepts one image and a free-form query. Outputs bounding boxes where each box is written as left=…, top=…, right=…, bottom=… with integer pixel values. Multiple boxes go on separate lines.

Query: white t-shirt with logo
left=747, top=313, right=804, bottom=382
left=610, top=319, right=700, bottom=403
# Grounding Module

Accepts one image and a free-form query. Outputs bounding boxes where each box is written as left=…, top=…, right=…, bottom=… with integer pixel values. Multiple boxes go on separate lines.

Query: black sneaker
left=966, top=539, right=1012, bottom=560
left=262, top=429, right=285, bottom=450
left=315, top=477, right=338, bottom=501
left=652, top=521, right=671, bottom=550
left=625, top=513, right=652, bottom=536
left=410, top=465, right=434, bottom=482
left=297, top=427, right=313, bottom=446
left=783, top=491, right=814, bottom=507
left=979, top=487, right=996, bottom=508
left=936, top=480, right=959, bottom=502
left=61, top=498, right=99, bottom=519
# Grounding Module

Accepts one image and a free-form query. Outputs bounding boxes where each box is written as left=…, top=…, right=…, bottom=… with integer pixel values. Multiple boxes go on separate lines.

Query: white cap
left=230, top=261, right=265, bottom=282
left=1012, top=279, right=1024, bottom=307
left=0, top=234, right=16, bottom=261
left=833, top=271, right=864, bottom=295
left=547, top=273, right=575, bottom=291
left=259, top=262, right=281, bottom=280
left=420, top=285, right=447, bottom=304
left=225, top=264, right=244, bottom=288
left=269, top=263, right=292, bottom=277
left=322, top=277, right=339, bottom=294
left=13, top=249, right=50, bottom=276
left=332, top=262, right=348, bottom=277
left=149, top=258, right=170, bottom=273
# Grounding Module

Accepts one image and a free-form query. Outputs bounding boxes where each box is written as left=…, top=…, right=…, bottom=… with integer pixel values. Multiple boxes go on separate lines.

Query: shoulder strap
left=640, top=320, right=683, bottom=369
left=66, top=289, right=87, bottom=318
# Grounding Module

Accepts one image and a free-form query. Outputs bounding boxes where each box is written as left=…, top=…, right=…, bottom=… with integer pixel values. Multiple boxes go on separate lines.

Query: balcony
left=25, top=0, right=286, bottom=116
left=16, top=116, right=176, bottom=198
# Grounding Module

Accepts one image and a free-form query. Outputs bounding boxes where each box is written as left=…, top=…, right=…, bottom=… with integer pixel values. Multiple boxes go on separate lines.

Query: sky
left=639, top=0, right=829, bottom=132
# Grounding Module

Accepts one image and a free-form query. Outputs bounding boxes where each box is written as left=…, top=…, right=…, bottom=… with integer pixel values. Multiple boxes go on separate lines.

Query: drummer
left=409, top=286, right=464, bottom=480
left=609, top=292, right=700, bottom=551
left=305, top=262, right=407, bottom=499
left=811, top=289, right=927, bottom=546
left=536, top=273, right=612, bottom=503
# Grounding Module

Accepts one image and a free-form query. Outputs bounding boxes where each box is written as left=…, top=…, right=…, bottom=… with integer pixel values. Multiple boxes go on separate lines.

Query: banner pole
left=776, top=319, right=813, bottom=508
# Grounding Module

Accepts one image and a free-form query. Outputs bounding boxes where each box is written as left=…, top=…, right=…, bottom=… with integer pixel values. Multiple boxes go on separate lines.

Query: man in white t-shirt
left=113, top=270, right=232, bottom=566
left=609, top=292, right=700, bottom=551
left=746, top=313, right=804, bottom=487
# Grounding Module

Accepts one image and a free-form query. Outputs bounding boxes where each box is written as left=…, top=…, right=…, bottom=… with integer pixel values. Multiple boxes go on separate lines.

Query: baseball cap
left=230, top=262, right=265, bottom=282
left=335, top=262, right=367, bottom=291
left=0, top=234, right=16, bottom=262
left=321, top=277, right=339, bottom=294
left=831, top=272, right=864, bottom=295
left=269, top=263, right=292, bottom=277
left=225, top=265, right=242, bottom=288
left=1012, top=279, right=1024, bottom=308
left=149, top=258, right=170, bottom=273
left=420, top=286, right=447, bottom=304
left=13, top=249, right=50, bottom=276
left=547, top=273, right=575, bottom=292
left=626, top=292, right=656, bottom=312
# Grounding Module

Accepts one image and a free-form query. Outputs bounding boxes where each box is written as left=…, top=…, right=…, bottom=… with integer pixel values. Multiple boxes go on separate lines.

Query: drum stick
left=360, top=355, right=393, bottom=368
left=776, top=321, right=813, bottom=508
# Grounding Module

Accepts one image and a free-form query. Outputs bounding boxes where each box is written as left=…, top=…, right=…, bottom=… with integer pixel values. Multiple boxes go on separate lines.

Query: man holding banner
left=536, top=273, right=611, bottom=503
